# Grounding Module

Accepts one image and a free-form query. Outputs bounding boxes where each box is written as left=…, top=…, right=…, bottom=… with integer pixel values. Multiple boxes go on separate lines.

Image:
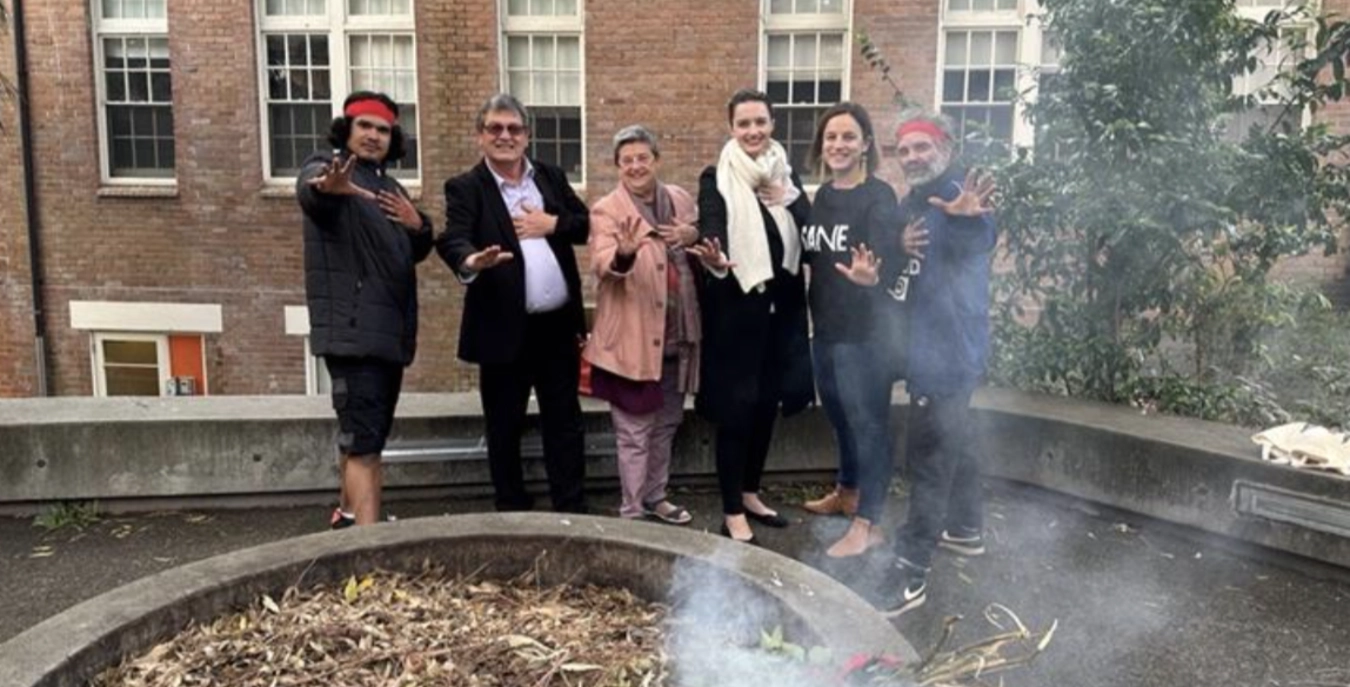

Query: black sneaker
left=329, top=508, right=355, bottom=530
left=878, top=559, right=928, bottom=618
left=938, top=530, right=985, bottom=556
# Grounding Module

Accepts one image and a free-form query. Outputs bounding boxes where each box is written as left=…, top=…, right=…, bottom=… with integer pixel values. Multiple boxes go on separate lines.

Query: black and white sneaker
left=878, top=558, right=929, bottom=618
left=938, top=530, right=985, bottom=556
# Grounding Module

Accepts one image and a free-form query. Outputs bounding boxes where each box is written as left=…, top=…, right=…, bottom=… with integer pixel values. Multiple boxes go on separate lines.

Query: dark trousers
left=715, top=396, right=778, bottom=515
left=894, top=388, right=983, bottom=569
left=478, top=309, right=587, bottom=513
left=814, top=340, right=897, bottom=522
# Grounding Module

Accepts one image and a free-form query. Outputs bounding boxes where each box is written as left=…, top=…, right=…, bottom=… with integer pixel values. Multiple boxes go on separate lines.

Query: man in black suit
left=436, top=93, right=590, bottom=513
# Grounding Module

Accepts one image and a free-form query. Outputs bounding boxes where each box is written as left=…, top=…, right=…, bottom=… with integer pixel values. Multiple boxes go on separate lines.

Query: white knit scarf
left=715, top=138, right=802, bottom=294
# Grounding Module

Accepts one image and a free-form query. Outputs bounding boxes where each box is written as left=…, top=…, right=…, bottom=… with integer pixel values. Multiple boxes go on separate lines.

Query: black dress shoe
left=720, top=524, right=760, bottom=546
left=745, top=510, right=789, bottom=528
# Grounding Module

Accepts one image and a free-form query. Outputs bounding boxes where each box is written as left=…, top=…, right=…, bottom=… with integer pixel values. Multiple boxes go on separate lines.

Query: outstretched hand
left=928, top=168, right=996, bottom=217
left=614, top=216, right=647, bottom=258
left=688, top=237, right=735, bottom=272
left=462, top=245, right=515, bottom=274
left=306, top=155, right=375, bottom=200
left=902, top=216, right=930, bottom=259
left=834, top=243, right=881, bottom=287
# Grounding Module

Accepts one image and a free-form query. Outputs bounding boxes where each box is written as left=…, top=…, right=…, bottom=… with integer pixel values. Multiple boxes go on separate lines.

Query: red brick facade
left=1, top=0, right=1346, bottom=397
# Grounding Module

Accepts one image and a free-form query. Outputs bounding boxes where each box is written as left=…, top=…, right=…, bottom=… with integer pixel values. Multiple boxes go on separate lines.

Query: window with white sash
left=502, top=0, right=585, bottom=181
left=257, top=0, right=420, bottom=181
left=93, top=0, right=175, bottom=182
left=762, top=0, right=850, bottom=183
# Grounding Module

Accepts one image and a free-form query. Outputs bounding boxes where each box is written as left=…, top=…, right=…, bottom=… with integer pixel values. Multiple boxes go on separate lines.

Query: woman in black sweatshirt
left=799, top=101, right=903, bottom=558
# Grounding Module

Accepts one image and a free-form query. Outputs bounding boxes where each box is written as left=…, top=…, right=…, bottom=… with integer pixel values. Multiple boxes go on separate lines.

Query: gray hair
left=612, top=124, right=660, bottom=164
left=475, top=93, right=530, bottom=131
left=894, top=108, right=956, bottom=147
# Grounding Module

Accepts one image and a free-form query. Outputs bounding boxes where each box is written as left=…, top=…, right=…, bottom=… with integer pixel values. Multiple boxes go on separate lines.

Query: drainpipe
left=12, top=0, right=49, bottom=395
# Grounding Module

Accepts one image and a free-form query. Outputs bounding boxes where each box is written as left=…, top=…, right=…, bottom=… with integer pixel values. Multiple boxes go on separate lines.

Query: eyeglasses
left=482, top=122, right=528, bottom=137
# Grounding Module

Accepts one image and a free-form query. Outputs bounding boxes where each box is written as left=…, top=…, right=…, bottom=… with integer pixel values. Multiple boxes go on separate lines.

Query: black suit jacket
left=437, top=159, right=590, bottom=365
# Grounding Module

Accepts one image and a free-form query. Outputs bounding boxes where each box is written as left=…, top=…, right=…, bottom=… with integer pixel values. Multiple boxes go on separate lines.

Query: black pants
left=893, top=388, right=983, bottom=569
left=479, top=309, right=587, bottom=513
left=713, top=306, right=791, bottom=515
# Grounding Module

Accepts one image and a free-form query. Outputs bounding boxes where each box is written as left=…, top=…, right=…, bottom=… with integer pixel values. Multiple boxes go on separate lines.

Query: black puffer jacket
left=298, top=152, right=433, bottom=366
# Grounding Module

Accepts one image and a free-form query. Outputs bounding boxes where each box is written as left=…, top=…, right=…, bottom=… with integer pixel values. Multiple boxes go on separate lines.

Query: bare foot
left=724, top=514, right=754, bottom=541
left=826, top=518, right=883, bottom=558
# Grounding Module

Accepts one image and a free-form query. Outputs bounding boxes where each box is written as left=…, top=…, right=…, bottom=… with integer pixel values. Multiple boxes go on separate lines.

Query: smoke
left=663, top=542, right=841, bottom=687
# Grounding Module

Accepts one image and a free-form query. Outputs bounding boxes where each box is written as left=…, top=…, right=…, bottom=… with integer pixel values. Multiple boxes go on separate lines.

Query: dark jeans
left=893, top=388, right=983, bottom=569
left=479, top=309, right=587, bottom=513
left=813, top=339, right=896, bottom=522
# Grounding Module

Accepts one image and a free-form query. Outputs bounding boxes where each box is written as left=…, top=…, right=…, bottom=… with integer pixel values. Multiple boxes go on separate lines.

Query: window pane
left=995, top=32, right=1017, bottom=65
left=967, top=70, right=991, bottom=102
left=948, top=0, right=970, bottom=10
left=943, top=69, right=965, bottom=101
left=105, top=366, right=162, bottom=396
left=819, top=0, right=844, bottom=12
left=768, top=35, right=791, bottom=69
left=532, top=36, right=556, bottom=69
left=792, top=36, right=817, bottom=69
left=508, top=0, right=529, bottom=15
left=771, top=0, right=792, bottom=12
left=104, top=340, right=159, bottom=365
left=796, top=0, right=819, bottom=12
left=819, top=34, right=844, bottom=69
left=558, top=37, right=581, bottom=69
left=269, top=104, right=329, bottom=177
left=945, top=32, right=967, bottom=67
left=508, top=36, right=530, bottom=69
left=556, top=0, right=577, bottom=14
left=970, top=31, right=992, bottom=66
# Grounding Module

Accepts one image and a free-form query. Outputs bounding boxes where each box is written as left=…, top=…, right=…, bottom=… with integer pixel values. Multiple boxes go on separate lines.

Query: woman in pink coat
left=584, top=124, right=731, bottom=524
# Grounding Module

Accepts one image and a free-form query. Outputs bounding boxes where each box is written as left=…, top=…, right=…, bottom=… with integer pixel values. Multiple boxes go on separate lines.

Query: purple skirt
left=589, top=364, right=664, bottom=415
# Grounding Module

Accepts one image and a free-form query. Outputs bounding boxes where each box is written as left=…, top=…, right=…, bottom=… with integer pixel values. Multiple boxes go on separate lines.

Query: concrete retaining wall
left=2, top=389, right=1349, bottom=569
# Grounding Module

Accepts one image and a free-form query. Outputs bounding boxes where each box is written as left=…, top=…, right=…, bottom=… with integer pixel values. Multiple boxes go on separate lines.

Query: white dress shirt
left=489, top=161, right=569, bottom=313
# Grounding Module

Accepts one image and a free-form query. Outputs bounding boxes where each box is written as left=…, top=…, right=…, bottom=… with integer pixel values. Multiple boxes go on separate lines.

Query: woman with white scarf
left=696, top=89, right=814, bottom=545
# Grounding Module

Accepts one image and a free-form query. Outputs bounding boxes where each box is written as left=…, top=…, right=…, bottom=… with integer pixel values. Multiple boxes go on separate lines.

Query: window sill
left=97, top=185, right=179, bottom=199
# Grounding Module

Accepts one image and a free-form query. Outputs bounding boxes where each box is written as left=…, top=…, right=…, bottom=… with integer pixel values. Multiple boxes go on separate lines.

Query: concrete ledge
left=0, top=513, right=916, bottom=687
left=973, top=388, right=1350, bottom=570
left=2, top=389, right=1348, bottom=569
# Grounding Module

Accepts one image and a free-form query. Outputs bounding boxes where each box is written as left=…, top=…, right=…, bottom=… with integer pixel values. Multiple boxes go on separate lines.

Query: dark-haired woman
left=797, top=102, right=902, bottom=557
left=696, top=89, right=814, bottom=544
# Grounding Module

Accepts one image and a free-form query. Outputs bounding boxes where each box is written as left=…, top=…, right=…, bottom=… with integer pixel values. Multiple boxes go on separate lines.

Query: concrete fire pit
left=0, top=513, right=916, bottom=686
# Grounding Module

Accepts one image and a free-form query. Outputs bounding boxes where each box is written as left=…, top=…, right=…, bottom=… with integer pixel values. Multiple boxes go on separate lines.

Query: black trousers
left=478, top=309, right=587, bottom=513
left=893, top=388, right=983, bottom=569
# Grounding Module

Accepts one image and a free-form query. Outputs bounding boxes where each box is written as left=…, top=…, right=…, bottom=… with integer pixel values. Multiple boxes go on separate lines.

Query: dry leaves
left=92, top=563, right=670, bottom=687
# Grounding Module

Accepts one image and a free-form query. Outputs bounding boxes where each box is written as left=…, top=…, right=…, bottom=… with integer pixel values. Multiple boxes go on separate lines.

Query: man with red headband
left=878, top=111, right=997, bottom=618
left=298, top=91, right=432, bottom=528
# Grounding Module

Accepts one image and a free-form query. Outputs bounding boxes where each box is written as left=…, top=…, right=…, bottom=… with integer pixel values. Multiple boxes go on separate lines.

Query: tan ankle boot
left=804, top=486, right=859, bottom=515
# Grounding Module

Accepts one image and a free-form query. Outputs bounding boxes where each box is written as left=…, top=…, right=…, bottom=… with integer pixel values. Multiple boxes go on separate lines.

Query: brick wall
left=0, top=0, right=1345, bottom=398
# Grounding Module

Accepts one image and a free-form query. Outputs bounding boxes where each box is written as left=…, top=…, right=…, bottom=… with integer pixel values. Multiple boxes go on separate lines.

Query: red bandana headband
left=345, top=98, right=397, bottom=125
left=895, top=120, right=949, bottom=143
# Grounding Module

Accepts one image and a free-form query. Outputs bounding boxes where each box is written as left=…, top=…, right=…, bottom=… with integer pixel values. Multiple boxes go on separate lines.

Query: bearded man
left=879, top=112, right=997, bottom=618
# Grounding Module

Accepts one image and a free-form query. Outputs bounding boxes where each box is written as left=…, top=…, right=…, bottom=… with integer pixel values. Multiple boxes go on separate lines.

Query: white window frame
left=90, top=332, right=172, bottom=397
left=759, top=0, right=852, bottom=187
left=256, top=0, right=420, bottom=185
left=499, top=0, right=587, bottom=185
left=285, top=305, right=331, bottom=395
left=91, top=0, right=176, bottom=185
left=1231, top=0, right=1316, bottom=133
left=936, top=0, right=1044, bottom=151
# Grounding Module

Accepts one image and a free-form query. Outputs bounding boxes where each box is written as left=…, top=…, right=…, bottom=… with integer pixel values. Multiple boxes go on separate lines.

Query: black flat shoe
left=720, top=524, right=760, bottom=546
left=745, top=510, right=789, bottom=528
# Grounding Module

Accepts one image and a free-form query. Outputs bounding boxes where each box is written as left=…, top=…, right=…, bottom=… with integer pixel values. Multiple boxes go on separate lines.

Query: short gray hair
left=475, top=93, right=530, bottom=131
left=894, top=108, right=956, bottom=147
left=612, top=124, right=660, bottom=165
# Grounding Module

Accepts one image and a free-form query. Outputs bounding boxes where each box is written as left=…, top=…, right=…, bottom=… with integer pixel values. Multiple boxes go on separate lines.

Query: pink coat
left=583, top=184, right=701, bottom=387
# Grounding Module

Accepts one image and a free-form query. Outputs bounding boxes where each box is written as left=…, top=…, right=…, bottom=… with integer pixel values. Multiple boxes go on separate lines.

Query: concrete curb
left=0, top=513, right=916, bottom=687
